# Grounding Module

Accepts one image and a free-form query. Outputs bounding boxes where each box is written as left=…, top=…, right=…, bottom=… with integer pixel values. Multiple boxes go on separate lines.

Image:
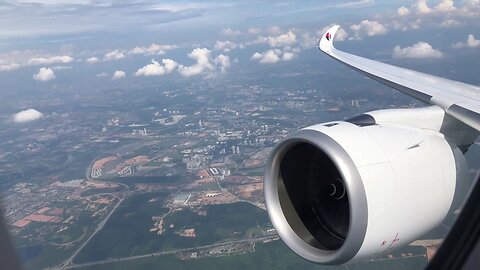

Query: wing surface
left=319, top=25, right=480, bottom=131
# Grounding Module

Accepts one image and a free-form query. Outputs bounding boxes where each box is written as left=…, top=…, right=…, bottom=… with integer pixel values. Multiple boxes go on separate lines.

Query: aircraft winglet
left=316, top=24, right=480, bottom=132
left=319, top=25, right=340, bottom=55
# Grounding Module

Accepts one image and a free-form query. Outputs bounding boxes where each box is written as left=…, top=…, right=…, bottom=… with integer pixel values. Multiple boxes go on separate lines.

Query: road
left=63, top=235, right=278, bottom=269
left=55, top=160, right=268, bottom=269
left=57, top=192, right=126, bottom=269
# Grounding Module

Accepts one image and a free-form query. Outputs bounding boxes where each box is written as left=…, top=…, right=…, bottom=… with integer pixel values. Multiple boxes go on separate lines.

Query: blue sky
left=0, top=0, right=479, bottom=89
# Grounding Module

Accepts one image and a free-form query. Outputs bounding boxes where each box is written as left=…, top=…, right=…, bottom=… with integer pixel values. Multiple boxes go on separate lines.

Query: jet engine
left=264, top=107, right=469, bottom=264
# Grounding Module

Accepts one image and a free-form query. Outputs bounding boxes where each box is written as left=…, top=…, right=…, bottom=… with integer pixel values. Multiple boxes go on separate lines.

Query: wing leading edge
left=319, top=25, right=480, bottom=132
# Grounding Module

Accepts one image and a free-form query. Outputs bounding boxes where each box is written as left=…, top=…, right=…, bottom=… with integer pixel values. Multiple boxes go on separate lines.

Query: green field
left=74, top=194, right=270, bottom=264
left=75, top=239, right=428, bottom=270
left=71, top=192, right=428, bottom=269
left=74, top=192, right=170, bottom=263
left=164, top=202, right=270, bottom=247
left=21, top=212, right=97, bottom=270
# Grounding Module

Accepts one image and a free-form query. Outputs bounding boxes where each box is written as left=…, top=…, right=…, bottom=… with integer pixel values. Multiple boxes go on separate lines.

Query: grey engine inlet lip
left=264, top=128, right=369, bottom=264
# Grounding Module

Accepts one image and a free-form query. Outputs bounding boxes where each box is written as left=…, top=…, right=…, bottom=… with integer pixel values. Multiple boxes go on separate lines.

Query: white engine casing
left=264, top=108, right=468, bottom=264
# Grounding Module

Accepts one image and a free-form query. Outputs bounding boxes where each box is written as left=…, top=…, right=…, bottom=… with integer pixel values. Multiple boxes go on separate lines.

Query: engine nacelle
left=264, top=112, right=468, bottom=264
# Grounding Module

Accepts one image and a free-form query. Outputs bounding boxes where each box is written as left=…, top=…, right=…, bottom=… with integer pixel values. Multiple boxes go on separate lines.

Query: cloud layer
left=28, top=55, right=73, bottom=65
left=33, top=67, right=56, bottom=81
left=251, top=47, right=298, bottom=64
left=13, top=109, right=44, bottom=123
left=255, top=31, right=297, bottom=47
left=0, top=1, right=479, bottom=83
left=104, top=50, right=125, bottom=61
left=129, top=43, right=177, bottom=56
left=177, top=48, right=216, bottom=77
left=350, top=20, right=387, bottom=38
left=453, top=34, right=480, bottom=48
left=135, top=59, right=179, bottom=76
left=393, top=42, right=443, bottom=59
left=112, top=70, right=126, bottom=80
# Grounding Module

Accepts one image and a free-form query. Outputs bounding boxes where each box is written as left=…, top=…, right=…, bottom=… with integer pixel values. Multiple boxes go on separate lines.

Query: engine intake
left=265, top=120, right=467, bottom=264
left=265, top=128, right=368, bottom=264
left=280, top=142, right=349, bottom=250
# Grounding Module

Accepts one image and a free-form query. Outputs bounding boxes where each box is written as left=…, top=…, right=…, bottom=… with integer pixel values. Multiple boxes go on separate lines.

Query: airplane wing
left=319, top=25, right=480, bottom=132
left=265, top=24, right=480, bottom=266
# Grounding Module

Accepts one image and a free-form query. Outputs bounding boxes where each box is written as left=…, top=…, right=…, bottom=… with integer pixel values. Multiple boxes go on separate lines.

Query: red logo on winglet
left=326, top=32, right=331, bottom=41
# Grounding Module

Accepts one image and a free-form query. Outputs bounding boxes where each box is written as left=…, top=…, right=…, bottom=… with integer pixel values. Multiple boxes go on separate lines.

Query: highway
left=62, top=235, right=279, bottom=269
left=57, top=191, right=126, bottom=269
left=55, top=163, right=270, bottom=269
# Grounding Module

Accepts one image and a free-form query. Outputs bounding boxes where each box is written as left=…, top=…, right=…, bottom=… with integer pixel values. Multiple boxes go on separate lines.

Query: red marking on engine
left=387, top=233, right=400, bottom=249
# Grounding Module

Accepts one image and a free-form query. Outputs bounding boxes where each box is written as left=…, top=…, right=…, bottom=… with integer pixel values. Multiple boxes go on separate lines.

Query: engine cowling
left=264, top=114, right=468, bottom=264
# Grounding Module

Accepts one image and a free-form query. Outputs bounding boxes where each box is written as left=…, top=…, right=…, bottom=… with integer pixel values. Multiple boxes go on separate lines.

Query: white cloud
left=411, top=0, right=457, bottom=14
left=1, top=53, right=74, bottom=72
left=350, top=20, right=387, bottom=38
left=251, top=50, right=280, bottom=64
left=282, top=51, right=295, bottom=61
left=13, top=109, right=44, bottom=123
left=174, top=48, right=231, bottom=77
left=440, top=19, right=461, bottom=27
left=453, top=34, right=480, bottom=48
left=465, top=34, right=480, bottom=47
left=214, top=54, right=231, bottom=73
left=390, top=18, right=423, bottom=31
left=386, top=0, right=478, bottom=31
left=413, top=0, right=432, bottom=14
left=220, top=28, right=242, bottom=37
left=0, top=62, right=20, bottom=71
left=251, top=52, right=263, bottom=61
left=334, top=28, right=349, bottom=41
left=136, top=61, right=165, bottom=76
left=28, top=55, right=73, bottom=65
left=250, top=48, right=297, bottom=64
left=299, top=33, right=317, bottom=49
left=33, top=67, right=56, bottom=81
left=248, top=27, right=262, bottom=34
left=178, top=48, right=215, bottom=77
left=393, top=42, right=443, bottom=59
left=398, top=6, right=410, bottom=16
left=135, top=59, right=179, bottom=77
left=268, top=31, right=296, bottom=47
left=436, top=0, right=456, bottom=12
left=86, top=57, right=99, bottom=64
left=163, top=59, right=179, bottom=73
left=112, top=70, right=126, bottom=80
left=255, top=31, right=297, bottom=47
left=129, top=43, right=176, bottom=55
left=104, top=50, right=125, bottom=61
left=214, top=40, right=238, bottom=52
